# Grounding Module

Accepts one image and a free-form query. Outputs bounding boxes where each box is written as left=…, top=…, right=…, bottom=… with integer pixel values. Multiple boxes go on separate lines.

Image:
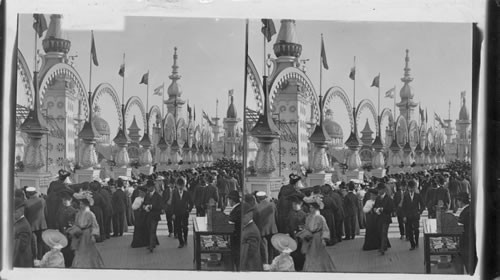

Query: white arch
left=268, top=67, right=320, bottom=124
left=356, top=99, right=379, bottom=134
left=246, top=56, right=264, bottom=113
left=395, top=115, right=409, bottom=144
left=17, top=49, right=34, bottom=108
left=125, top=96, right=146, bottom=130
left=38, top=63, right=89, bottom=119
left=148, top=105, right=162, bottom=130
left=164, top=113, right=176, bottom=145
left=92, top=83, right=123, bottom=129
left=323, top=86, right=354, bottom=131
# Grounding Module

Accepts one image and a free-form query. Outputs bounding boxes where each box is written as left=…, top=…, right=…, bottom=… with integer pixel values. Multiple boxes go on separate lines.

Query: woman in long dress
left=297, top=199, right=336, bottom=272
left=362, top=189, right=380, bottom=251
left=70, top=191, right=104, bottom=268
left=131, top=188, right=149, bottom=248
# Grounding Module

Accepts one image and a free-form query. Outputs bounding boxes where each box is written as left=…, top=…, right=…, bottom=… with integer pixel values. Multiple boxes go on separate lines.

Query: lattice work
left=323, top=86, right=354, bottom=132
left=92, top=83, right=124, bottom=129
left=125, top=96, right=147, bottom=130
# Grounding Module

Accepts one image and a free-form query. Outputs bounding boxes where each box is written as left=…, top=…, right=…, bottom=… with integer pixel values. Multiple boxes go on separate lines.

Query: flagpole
left=320, top=34, right=323, bottom=99
left=377, top=73, right=380, bottom=137
left=122, top=53, right=126, bottom=132
left=88, top=31, right=94, bottom=123
left=243, top=19, right=249, bottom=184
left=162, top=83, right=165, bottom=138
left=146, top=70, right=150, bottom=135
left=353, top=56, right=356, bottom=133
left=263, top=21, right=267, bottom=76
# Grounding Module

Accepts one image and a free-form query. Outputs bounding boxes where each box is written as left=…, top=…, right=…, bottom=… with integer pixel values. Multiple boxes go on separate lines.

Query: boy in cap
left=14, top=197, right=33, bottom=267
left=35, top=229, right=67, bottom=268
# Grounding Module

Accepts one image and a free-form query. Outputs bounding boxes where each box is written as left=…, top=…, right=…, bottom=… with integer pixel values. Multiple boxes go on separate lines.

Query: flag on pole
left=320, top=35, right=329, bottom=70
left=140, top=72, right=149, bottom=85
left=371, top=74, right=380, bottom=88
left=349, top=66, right=356, bottom=80
left=385, top=86, right=395, bottom=98
left=419, top=105, right=425, bottom=123
left=229, top=89, right=234, bottom=96
left=194, top=105, right=196, bottom=121
left=118, top=64, right=125, bottom=77
left=426, top=108, right=428, bottom=123
left=202, top=110, right=214, bottom=126
left=91, top=31, right=99, bottom=66
left=33, top=14, right=48, bottom=38
left=261, top=19, right=277, bottom=43
left=153, top=84, right=164, bottom=96
left=434, top=112, right=445, bottom=127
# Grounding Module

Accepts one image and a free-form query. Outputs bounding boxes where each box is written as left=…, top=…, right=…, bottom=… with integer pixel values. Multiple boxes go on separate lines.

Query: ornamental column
left=389, top=134, right=402, bottom=174
left=112, top=105, right=131, bottom=178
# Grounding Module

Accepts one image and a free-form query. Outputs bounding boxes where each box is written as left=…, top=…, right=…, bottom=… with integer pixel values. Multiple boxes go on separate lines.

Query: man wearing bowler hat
left=14, top=197, right=33, bottom=267
left=227, top=190, right=241, bottom=271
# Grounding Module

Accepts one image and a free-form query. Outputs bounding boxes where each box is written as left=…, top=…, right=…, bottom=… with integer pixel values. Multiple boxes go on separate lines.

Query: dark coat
left=99, top=188, right=113, bottom=216
left=254, top=200, right=278, bottom=236
left=285, top=209, right=307, bottom=238
left=329, top=191, right=345, bottom=219
left=240, top=221, right=264, bottom=271
left=393, top=190, right=405, bottom=215
left=24, top=197, right=47, bottom=232
left=143, top=191, right=164, bottom=222
left=402, top=192, right=424, bottom=219
left=458, top=205, right=476, bottom=273
left=193, top=186, right=206, bottom=208
left=374, top=194, right=394, bottom=224
left=171, top=189, right=193, bottom=216
left=343, top=192, right=359, bottom=217
left=112, top=189, right=127, bottom=214
left=217, top=177, right=229, bottom=194
left=162, top=187, right=175, bottom=211
left=203, top=184, right=219, bottom=206
left=229, top=203, right=242, bottom=250
left=13, top=217, right=33, bottom=267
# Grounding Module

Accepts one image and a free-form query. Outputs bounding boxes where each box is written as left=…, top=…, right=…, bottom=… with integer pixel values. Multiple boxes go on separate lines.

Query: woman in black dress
left=362, top=189, right=380, bottom=251
left=131, top=187, right=149, bottom=248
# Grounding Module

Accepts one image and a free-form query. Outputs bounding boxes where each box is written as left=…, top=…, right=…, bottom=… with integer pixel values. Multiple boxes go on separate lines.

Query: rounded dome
left=93, top=115, right=110, bottom=136
left=324, top=118, right=343, bottom=139
left=459, top=104, right=469, bottom=120
left=167, top=81, right=182, bottom=97
left=399, top=83, right=414, bottom=99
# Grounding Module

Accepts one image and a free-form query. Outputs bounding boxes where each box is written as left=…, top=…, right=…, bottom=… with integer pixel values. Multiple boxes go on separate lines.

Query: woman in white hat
left=296, top=197, right=336, bottom=272
left=263, top=233, right=297, bottom=272
left=35, top=229, right=68, bottom=268
left=69, top=191, right=104, bottom=268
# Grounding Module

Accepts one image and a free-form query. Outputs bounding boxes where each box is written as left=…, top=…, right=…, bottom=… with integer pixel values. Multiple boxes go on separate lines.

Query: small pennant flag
left=349, top=67, right=356, bottom=80
left=385, top=86, right=395, bottom=98
left=228, top=89, right=234, bottom=97
left=118, top=64, right=125, bottom=77
left=320, top=35, right=329, bottom=70
left=193, top=105, right=196, bottom=121
left=33, top=14, right=48, bottom=38
left=153, top=84, right=164, bottom=96
left=140, top=72, right=149, bottom=85
left=261, top=19, right=277, bottom=43
left=90, top=31, right=99, bottom=66
left=371, top=74, right=380, bottom=88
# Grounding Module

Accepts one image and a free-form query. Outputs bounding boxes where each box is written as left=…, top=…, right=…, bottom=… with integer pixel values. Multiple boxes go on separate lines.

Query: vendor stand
left=423, top=209, right=465, bottom=274
left=193, top=207, right=235, bottom=271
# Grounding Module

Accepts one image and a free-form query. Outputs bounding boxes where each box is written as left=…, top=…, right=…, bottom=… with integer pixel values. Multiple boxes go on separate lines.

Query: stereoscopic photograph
left=10, top=10, right=478, bottom=277
left=243, top=19, right=476, bottom=274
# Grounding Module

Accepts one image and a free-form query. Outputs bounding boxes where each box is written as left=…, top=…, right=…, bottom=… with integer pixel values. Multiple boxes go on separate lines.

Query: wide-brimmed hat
left=58, top=169, right=71, bottom=180
left=271, top=233, right=297, bottom=253
left=73, top=191, right=94, bottom=206
left=42, top=229, right=68, bottom=249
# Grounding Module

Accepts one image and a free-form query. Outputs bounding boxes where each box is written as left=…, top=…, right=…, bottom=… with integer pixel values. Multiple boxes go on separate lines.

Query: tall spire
left=401, top=49, right=413, bottom=84
left=166, top=47, right=185, bottom=117
left=273, top=19, right=302, bottom=58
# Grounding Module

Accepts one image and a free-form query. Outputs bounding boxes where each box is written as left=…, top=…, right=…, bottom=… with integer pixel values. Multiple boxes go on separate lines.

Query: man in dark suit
left=143, top=179, right=163, bottom=252
left=172, top=177, right=193, bottom=248
left=162, top=178, right=175, bottom=237
left=343, top=182, right=359, bottom=240
left=330, top=185, right=345, bottom=243
left=254, top=191, right=278, bottom=264
left=14, top=197, right=33, bottom=267
left=99, top=182, right=113, bottom=239
left=23, top=187, right=47, bottom=260
left=393, top=181, right=407, bottom=240
left=216, top=173, right=229, bottom=210
left=402, top=179, right=424, bottom=250
left=111, top=179, right=127, bottom=237
left=204, top=175, right=219, bottom=210
left=227, top=190, right=241, bottom=271
left=374, top=182, right=395, bottom=255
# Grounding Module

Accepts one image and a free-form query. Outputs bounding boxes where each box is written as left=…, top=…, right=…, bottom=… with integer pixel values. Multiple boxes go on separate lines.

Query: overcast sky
left=18, top=15, right=245, bottom=137
left=247, top=19, right=473, bottom=140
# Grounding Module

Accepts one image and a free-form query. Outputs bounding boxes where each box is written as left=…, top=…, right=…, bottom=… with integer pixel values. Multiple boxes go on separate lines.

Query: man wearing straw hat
left=24, top=186, right=48, bottom=260
left=254, top=191, right=278, bottom=264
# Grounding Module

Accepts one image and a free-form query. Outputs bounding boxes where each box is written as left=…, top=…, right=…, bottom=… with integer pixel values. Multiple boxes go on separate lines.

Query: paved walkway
left=95, top=211, right=461, bottom=274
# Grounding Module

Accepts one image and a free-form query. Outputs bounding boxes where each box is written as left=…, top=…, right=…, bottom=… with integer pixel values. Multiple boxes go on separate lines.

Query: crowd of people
left=13, top=158, right=243, bottom=269
left=234, top=160, right=474, bottom=273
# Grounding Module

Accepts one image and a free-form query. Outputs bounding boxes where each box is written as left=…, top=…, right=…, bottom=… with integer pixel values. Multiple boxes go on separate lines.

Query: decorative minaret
left=127, top=116, right=141, bottom=143
left=423, top=140, right=431, bottom=169
left=389, top=133, right=402, bottom=174
left=165, top=47, right=186, bottom=121
left=397, top=50, right=418, bottom=122
left=75, top=92, right=100, bottom=183
left=39, top=14, right=79, bottom=176
left=224, top=92, right=240, bottom=160
left=360, top=120, right=374, bottom=146
left=372, top=122, right=386, bottom=178
left=456, top=91, right=471, bottom=161
left=307, top=94, right=332, bottom=187
left=247, top=76, right=282, bottom=197
left=414, top=139, right=424, bottom=172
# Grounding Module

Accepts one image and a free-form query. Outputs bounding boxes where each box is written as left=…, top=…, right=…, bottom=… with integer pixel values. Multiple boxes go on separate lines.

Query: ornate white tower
left=165, top=47, right=186, bottom=121
left=397, top=49, right=418, bottom=122
left=224, top=92, right=241, bottom=159
left=456, top=91, right=471, bottom=161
